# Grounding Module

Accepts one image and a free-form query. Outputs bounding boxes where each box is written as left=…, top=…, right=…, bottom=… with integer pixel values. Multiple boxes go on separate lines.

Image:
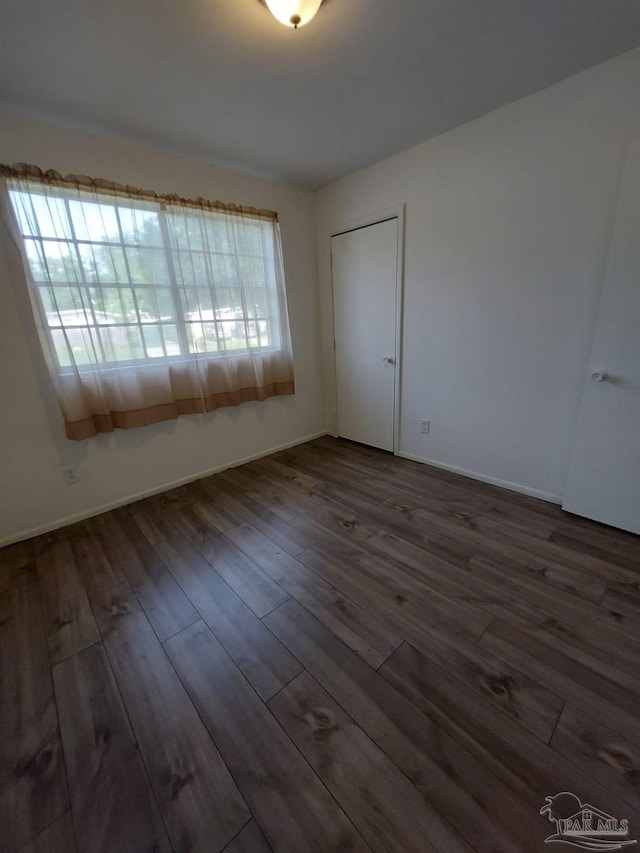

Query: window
left=1, top=165, right=295, bottom=440
left=8, top=186, right=283, bottom=370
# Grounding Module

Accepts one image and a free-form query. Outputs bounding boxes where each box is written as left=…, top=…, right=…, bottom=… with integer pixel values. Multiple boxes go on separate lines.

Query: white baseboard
left=1, top=430, right=328, bottom=547
left=396, top=451, right=563, bottom=505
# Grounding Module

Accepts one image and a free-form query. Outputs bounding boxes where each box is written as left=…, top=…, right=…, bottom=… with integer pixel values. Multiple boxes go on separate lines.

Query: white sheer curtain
left=0, top=166, right=295, bottom=440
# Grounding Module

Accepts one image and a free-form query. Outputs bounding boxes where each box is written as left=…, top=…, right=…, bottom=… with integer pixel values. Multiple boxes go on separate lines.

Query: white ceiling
left=1, top=0, right=640, bottom=188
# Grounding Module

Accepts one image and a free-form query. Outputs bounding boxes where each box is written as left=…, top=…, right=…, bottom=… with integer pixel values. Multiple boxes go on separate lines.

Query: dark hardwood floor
left=1, top=436, right=639, bottom=852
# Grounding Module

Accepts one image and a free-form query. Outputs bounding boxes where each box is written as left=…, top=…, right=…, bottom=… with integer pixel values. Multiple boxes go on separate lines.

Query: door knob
left=591, top=370, right=608, bottom=382
left=383, top=356, right=395, bottom=365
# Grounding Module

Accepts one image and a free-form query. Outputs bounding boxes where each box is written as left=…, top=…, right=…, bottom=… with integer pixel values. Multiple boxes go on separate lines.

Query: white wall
left=316, top=48, right=640, bottom=503
left=0, top=111, right=324, bottom=543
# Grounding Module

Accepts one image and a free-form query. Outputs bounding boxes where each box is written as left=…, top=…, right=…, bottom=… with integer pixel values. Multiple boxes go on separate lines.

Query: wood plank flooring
left=1, top=436, right=639, bottom=852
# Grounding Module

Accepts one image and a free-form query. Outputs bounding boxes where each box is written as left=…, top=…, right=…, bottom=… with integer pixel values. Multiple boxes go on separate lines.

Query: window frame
left=8, top=184, right=284, bottom=374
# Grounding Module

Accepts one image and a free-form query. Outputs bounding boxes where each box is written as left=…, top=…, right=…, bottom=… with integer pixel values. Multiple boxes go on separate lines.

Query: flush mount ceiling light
left=262, top=0, right=324, bottom=29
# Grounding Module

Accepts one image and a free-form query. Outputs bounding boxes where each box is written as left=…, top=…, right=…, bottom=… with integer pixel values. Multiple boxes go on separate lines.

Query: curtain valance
left=0, top=163, right=278, bottom=222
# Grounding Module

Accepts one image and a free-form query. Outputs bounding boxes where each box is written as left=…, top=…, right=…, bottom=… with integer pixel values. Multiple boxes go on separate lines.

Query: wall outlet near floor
left=420, top=418, right=430, bottom=435
left=62, top=465, right=79, bottom=485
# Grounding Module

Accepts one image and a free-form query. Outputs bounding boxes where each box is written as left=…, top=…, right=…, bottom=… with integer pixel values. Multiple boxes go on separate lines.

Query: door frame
left=329, top=204, right=406, bottom=455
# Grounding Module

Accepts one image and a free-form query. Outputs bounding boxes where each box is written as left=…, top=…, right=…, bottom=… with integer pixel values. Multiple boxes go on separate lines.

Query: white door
left=563, top=139, right=640, bottom=534
left=332, top=218, right=399, bottom=452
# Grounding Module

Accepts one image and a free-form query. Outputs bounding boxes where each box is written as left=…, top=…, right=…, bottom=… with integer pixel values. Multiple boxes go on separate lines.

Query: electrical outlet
left=63, top=465, right=79, bottom=485
left=420, top=419, right=430, bottom=435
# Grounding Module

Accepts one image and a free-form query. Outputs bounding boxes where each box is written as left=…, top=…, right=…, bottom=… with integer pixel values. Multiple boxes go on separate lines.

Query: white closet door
left=331, top=218, right=398, bottom=452
left=563, top=139, right=640, bottom=534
